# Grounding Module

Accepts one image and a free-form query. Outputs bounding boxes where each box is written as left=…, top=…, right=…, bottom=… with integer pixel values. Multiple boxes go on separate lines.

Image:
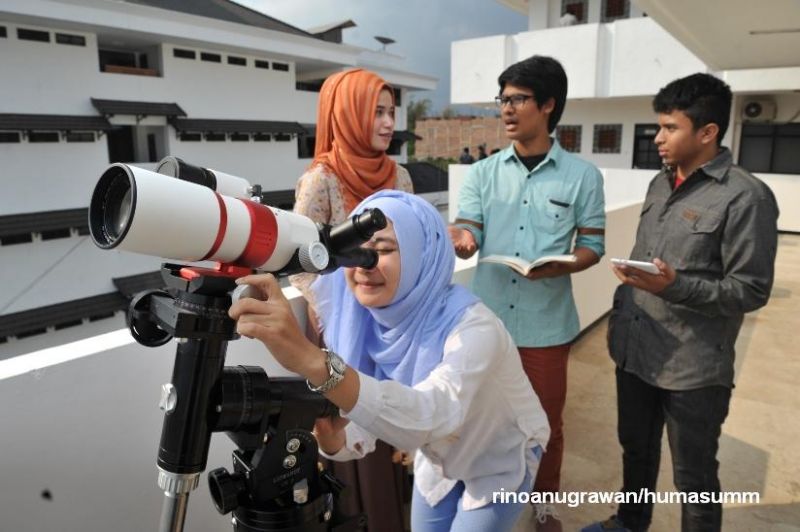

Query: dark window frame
left=0, top=26, right=7, bottom=38
left=204, top=132, right=226, bottom=142
left=556, top=125, right=582, bottom=153
left=255, top=60, right=270, bottom=69
left=593, top=124, right=623, bottom=154
left=200, top=52, right=222, bottom=63
left=55, top=33, right=86, bottom=46
left=253, top=133, right=272, bottom=141
left=227, top=55, right=246, bottom=66
left=28, top=131, right=60, bottom=143
left=274, top=133, right=291, bottom=142
left=17, top=28, right=50, bottom=42
left=0, top=131, right=21, bottom=143
left=66, top=132, right=95, bottom=143
left=178, top=132, right=202, bottom=141
left=602, top=0, right=630, bottom=21
left=738, top=123, right=800, bottom=175
left=230, top=133, right=250, bottom=142
left=272, top=62, right=289, bottom=72
left=173, top=48, right=196, bottom=60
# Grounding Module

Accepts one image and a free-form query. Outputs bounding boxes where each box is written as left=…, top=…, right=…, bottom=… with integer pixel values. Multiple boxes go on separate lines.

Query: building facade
left=449, top=0, right=800, bottom=231
left=0, top=0, right=436, bottom=348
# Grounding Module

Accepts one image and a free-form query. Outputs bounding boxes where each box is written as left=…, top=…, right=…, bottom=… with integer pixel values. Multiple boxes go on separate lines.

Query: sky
left=235, top=0, right=528, bottom=114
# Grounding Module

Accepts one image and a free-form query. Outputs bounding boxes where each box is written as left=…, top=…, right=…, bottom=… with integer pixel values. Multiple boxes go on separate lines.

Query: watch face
left=329, top=352, right=347, bottom=374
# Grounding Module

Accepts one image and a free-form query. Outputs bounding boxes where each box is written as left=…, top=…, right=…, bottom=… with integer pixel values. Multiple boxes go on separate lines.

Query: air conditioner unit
left=742, top=99, right=777, bottom=122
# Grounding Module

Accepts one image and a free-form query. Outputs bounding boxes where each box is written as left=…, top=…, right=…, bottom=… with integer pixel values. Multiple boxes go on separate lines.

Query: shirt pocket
left=670, top=207, right=724, bottom=270
left=539, top=198, right=573, bottom=234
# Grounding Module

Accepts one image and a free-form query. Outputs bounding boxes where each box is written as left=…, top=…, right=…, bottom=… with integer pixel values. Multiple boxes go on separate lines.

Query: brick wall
left=414, top=116, right=508, bottom=160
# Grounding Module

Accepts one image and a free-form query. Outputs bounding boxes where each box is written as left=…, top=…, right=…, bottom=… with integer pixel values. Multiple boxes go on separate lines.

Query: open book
left=479, top=254, right=577, bottom=276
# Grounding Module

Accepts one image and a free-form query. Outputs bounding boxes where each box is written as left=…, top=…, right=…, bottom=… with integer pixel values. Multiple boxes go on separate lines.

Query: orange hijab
left=312, top=69, right=397, bottom=212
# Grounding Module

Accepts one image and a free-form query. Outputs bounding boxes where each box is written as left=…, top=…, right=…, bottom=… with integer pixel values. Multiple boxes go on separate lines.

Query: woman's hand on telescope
left=313, top=416, right=349, bottom=455
left=228, top=274, right=324, bottom=377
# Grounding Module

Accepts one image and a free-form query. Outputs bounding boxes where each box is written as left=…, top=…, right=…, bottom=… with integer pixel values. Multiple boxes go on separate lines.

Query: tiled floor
left=513, top=233, right=800, bottom=531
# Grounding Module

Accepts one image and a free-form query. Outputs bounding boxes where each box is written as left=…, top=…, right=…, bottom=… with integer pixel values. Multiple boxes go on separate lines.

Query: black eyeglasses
left=494, top=94, right=533, bottom=109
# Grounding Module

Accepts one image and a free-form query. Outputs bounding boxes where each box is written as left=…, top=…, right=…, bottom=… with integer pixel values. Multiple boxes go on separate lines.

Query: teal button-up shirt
left=456, top=140, right=606, bottom=347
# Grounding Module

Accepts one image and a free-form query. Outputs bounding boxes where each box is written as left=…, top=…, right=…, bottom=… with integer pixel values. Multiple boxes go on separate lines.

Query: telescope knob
left=208, top=468, right=245, bottom=515
left=298, top=241, right=330, bottom=273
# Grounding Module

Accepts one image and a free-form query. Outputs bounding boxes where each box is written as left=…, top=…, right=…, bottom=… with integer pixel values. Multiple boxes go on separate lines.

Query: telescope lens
left=108, top=186, right=132, bottom=240
left=89, top=165, right=137, bottom=249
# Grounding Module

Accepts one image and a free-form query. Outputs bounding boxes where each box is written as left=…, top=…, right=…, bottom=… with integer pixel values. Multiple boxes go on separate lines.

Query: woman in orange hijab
left=290, top=68, right=413, bottom=532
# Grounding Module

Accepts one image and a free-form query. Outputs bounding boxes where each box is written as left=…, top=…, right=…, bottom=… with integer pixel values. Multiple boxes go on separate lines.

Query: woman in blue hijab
left=230, top=191, right=550, bottom=531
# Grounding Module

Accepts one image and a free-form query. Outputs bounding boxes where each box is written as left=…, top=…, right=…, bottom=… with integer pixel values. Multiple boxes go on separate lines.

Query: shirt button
left=510, top=304, right=515, bottom=309
left=646, top=251, right=652, bottom=257
left=511, top=279, right=517, bottom=284
left=523, top=200, right=528, bottom=205
left=519, top=226, right=524, bottom=230
left=515, top=252, right=520, bottom=257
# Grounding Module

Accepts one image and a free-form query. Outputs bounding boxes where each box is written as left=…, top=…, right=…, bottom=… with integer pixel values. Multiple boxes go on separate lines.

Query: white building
left=451, top=0, right=800, bottom=232
left=0, top=0, right=436, bottom=349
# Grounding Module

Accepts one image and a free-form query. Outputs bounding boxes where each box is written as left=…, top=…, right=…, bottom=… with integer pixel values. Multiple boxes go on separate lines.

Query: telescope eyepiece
left=89, top=164, right=137, bottom=248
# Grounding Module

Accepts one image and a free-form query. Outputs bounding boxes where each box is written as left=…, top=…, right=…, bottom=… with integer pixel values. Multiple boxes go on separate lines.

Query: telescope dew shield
left=89, top=164, right=319, bottom=271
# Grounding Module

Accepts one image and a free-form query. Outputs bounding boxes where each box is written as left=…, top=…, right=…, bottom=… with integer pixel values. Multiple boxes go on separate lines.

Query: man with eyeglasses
left=449, top=55, right=606, bottom=532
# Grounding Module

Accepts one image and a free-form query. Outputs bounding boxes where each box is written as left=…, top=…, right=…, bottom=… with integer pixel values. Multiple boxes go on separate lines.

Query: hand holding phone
left=610, top=258, right=661, bottom=275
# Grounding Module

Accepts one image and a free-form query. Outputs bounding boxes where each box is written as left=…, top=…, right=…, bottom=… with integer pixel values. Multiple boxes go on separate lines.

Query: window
left=561, top=0, right=587, bottom=23
left=255, top=60, right=270, bottom=69
left=739, top=123, right=800, bottom=174
left=556, top=125, right=582, bottom=153
left=393, top=88, right=402, bottom=107
left=66, top=132, right=95, bottom=142
left=230, top=133, right=250, bottom=141
left=0, top=26, right=7, bottom=38
left=298, top=135, right=315, bottom=158
left=28, top=131, right=60, bottom=143
left=253, top=133, right=271, bottom=141
left=602, top=0, right=630, bottom=21
left=228, top=56, right=246, bottom=66
left=0, top=132, right=20, bottom=143
left=179, top=132, right=202, bottom=141
left=205, top=132, right=226, bottom=141
left=17, top=28, right=50, bottom=42
left=201, top=52, right=221, bottom=63
left=593, top=124, right=622, bottom=153
left=55, top=319, right=84, bottom=331
left=296, top=80, right=324, bottom=92
left=173, top=48, right=196, bottom=59
left=1, top=233, right=33, bottom=246
left=274, top=133, right=291, bottom=141
left=55, top=33, right=86, bottom=46
left=631, top=124, right=661, bottom=169
left=387, top=139, right=403, bottom=156
left=89, top=312, right=115, bottom=322
left=272, top=62, right=289, bottom=72
left=41, top=228, right=72, bottom=241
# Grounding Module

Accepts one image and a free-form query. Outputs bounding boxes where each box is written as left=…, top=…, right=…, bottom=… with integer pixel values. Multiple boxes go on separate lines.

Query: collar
left=502, top=137, right=563, bottom=170
left=663, top=147, right=732, bottom=183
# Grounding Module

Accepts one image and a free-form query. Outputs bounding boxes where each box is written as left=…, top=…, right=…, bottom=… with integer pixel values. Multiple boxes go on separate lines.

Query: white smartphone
left=611, top=258, right=661, bottom=275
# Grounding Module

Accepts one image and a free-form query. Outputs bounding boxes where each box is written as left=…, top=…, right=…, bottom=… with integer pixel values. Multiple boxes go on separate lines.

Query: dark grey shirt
left=608, top=148, right=779, bottom=390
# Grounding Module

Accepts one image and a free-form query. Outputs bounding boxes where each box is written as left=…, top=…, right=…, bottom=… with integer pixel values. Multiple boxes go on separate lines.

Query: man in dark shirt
left=583, top=74, right=779, bottom=532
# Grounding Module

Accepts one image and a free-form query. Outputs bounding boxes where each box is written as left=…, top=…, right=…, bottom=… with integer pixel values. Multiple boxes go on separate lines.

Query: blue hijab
left=311, top=190, right=479, bottom=386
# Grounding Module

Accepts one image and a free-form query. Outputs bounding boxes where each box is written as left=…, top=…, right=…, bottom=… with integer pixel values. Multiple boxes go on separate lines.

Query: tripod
left=128, top=263, right=364, bottom=532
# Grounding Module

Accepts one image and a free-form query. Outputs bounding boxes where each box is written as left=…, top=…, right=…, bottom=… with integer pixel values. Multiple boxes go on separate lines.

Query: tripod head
left=133, top=264, right=365, bottom=532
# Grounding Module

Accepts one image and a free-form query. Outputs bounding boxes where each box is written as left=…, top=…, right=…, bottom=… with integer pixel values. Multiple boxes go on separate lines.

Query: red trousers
left=518, top=343, right=571, bottom=493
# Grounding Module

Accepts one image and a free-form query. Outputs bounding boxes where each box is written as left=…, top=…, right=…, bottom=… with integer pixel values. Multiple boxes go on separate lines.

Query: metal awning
left=171, top=118, right=307, bottom=135
left=91, top=98, right=187, bottom=118
left=0, top=208, right=88, bottom=238
left=0, top=114, right=111, bottom=132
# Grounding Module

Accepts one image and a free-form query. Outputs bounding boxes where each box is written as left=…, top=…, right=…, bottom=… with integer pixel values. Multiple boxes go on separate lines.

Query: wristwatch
left=307, top=349, right=347, bottom=393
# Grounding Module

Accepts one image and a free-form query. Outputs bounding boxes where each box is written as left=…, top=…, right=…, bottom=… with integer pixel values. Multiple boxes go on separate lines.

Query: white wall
left=757, top=173, right=800, bottom=233
left=0, top=135, right=108, bottom=214
left=0, top=236, right=163, bottom=314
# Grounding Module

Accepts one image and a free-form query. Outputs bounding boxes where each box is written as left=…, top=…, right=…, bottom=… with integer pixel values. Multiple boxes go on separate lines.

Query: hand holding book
left=479, top=254, right=578, bottom=276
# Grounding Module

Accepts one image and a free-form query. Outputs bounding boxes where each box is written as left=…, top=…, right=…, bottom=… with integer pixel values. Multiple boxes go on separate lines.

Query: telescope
left=88, top=158, right=383, bottom=532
